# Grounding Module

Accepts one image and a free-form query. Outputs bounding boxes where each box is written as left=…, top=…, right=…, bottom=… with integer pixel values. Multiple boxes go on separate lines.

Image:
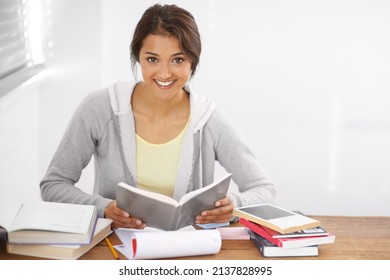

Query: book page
left=53, top=218, right=113, bottom=249
left=117, top=183, right=177, bottom=230
left=117, top=183, right=179, bottom=206
left=178, top=173, right=231, bottom=205
left=176, top=174, right=231, bottom=229
left=0, top=198, right=23, bottom=230
left=9, top=202, right=95, bottom=234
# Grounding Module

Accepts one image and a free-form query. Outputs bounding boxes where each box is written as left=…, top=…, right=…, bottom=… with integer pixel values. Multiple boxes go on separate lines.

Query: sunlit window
left=0, top=0, right=47, bottom=97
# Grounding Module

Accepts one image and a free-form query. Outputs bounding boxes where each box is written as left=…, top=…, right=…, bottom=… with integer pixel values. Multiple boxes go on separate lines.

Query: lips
left=154, top=79, right=175, bottom=88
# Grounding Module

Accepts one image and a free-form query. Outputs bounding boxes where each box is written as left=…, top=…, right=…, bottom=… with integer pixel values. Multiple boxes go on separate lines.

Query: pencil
left=105, top=237, right=119, bottom=260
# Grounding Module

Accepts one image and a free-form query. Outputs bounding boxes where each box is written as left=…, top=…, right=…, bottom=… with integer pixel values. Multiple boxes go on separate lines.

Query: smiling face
left=138, top=34, right=192, bottom=101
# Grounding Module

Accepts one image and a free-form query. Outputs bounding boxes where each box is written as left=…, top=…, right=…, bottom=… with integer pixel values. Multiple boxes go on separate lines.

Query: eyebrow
left=144, top=51, right=185, bottom=57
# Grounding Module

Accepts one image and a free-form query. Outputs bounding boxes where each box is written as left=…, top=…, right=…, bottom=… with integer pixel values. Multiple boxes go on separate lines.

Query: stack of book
left=233, top=204, right=335, bottom=257
left=0, top=200, right=113, bottom=259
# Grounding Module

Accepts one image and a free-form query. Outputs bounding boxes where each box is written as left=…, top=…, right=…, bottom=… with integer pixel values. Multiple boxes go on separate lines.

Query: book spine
left=171, top=205, right=183, bottom=230
left=246, top=229, right=265, bottom=255
left=239, top=218, right=283, bottom=247
left=0, top=228, right=8, bottom=242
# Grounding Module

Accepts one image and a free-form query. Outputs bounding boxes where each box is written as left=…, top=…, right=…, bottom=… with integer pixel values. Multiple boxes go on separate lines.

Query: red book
left=239, top=218, right=335, bottom=249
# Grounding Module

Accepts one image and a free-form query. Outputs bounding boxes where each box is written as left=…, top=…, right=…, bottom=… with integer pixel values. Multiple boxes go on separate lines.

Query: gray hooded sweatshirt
left=40, top=81, right=276, bottom=218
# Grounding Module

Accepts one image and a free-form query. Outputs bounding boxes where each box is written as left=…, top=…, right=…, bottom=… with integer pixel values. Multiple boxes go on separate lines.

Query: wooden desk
left=1, top=216, right=389, bottom=260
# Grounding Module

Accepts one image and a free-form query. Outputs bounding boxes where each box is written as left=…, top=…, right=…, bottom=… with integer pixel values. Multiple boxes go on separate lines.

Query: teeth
left=156, top=80, right=174, bottom=87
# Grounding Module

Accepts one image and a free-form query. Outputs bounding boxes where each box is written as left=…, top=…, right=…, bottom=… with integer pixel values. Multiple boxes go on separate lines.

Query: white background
left=1, top=260, right=389, bottom=279
left=1, top=0, right=389, bottom=216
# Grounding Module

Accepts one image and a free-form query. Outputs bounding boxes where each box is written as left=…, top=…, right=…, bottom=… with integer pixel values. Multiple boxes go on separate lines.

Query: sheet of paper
left=217, top=227, right=250, bottom=240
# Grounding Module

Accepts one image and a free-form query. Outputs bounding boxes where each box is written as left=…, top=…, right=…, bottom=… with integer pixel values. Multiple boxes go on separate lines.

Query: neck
left=133, top=83, right=189, bottom=120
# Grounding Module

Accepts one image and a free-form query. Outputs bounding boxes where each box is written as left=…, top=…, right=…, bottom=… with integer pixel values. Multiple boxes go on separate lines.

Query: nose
left=158, top=63, right=172, bottom=79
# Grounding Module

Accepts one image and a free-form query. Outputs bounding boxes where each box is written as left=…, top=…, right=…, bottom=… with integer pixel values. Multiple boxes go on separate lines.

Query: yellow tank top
left=135, top=121, right=189, bottom=197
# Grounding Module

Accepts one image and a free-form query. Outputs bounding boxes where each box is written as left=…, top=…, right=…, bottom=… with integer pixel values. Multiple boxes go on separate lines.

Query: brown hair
left=130, top=4, right=201, bottom=76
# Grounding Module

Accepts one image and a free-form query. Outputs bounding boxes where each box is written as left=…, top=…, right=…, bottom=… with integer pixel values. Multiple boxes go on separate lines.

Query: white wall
left=99, top=0, right=390, bottom=216
left=38, top=0, right=102, bottom=193
left=0, top=0, right=102, bottom=201
left=0, top=80, right=42, bottom=202
left=1, top=0, right=389, bottom=216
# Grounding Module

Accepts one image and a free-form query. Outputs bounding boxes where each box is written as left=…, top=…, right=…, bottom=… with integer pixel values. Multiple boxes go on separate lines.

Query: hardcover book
left=117, top=173, right=231, bottom=231
left=240, top=218, right=335, bottom=248
left=246, top=229, right=319, bottom=257
left=233, top=204, right=320, bottom=234
left=270, top=225, right=330, bottom=238
left=0, top=200, right=97, bottom=245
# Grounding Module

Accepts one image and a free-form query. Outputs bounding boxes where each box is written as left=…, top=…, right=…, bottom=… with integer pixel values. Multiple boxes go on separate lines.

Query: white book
left=6, top=218, right=112, bottom=259
left=116, top=174, right=231, bottom=231
left=0, top=199, right=97, bottom=244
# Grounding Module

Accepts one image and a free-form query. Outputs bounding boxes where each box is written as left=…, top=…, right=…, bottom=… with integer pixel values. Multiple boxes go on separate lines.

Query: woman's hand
left=195, top=196, right=234, bottom=224
left=104, top=201, right=146, bottom=229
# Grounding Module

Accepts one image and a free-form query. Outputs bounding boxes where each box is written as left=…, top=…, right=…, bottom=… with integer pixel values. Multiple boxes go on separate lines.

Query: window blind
left=0, top=0, right=43, bottom=97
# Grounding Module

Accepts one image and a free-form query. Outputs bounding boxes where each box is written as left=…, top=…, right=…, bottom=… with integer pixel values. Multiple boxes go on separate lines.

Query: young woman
left=40, top=4, right=276, bottom=229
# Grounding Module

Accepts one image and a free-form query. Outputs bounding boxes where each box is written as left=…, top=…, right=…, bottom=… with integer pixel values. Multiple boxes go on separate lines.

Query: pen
left=105, top=237, right=119, bottom=260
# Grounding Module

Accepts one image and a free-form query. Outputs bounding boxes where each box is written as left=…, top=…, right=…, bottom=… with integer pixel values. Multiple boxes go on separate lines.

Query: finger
left=215, top=196, right=231, bottom=207
left=105, top=202, right=145, bottom=229
left=195, top=213, right=232, bottom=224
left=203, top=203, right=234, bottom=217
left=202, top=209, right=233, bottom=220
left=111, top=201, right=130, bottom=218
left=104, top=201, right=128, bottom=219
left=112, top=221, right=145, bottom=229
left=112, top=217, right=146, bottom=229
left=195, top=207, right=233, bottom=224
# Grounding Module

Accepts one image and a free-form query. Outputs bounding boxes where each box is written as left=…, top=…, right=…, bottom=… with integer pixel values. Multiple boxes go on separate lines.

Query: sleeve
left=206, top=109, right=276, bottom=208
left=40, top=92, right=112, bottom=217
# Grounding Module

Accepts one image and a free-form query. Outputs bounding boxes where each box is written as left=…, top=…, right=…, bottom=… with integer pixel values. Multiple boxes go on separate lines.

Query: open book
left=6, top=218, right=112, bottom=259
left=0, top=200, right=97, bottom=244
left=116, top=173, right=232, bottom=230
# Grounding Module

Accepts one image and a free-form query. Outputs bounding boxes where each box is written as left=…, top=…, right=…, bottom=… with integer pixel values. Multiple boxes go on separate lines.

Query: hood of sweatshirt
left=107, top=81, right=216, bottom=199
left=108, top=81, right=216, bottom=131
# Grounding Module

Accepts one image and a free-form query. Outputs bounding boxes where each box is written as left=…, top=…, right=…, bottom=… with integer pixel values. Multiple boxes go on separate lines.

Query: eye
left=172, top=57, right=184, bottom=64
left=146, top=57, right=158, bottom=63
